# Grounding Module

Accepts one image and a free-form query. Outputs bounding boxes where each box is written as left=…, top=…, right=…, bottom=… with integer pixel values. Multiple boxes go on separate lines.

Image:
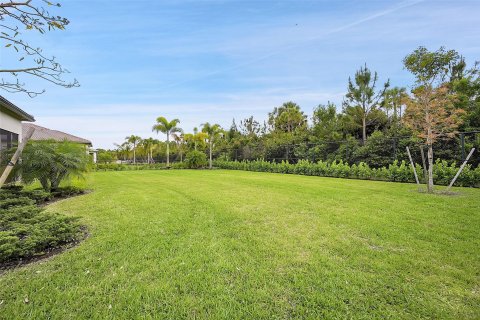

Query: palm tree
left=171, top=132, right=186, bottom=162
left=152, top=117, right=181, bottom=167
left=126, top=135, right=142, bottom=164
left=114, top=141, right=132, bottom=161
left=141, top=138, right=157, bottom=164
left=185, top=128, right=208, bottom=151
left=13, top=140, right=89, bottom=192
left=201, top=122, right=223, bottom=169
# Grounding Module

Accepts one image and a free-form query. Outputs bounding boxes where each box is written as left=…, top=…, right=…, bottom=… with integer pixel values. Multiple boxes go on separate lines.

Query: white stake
left=406, top=147, right=420, bottom=187
left=445, top=148, right=476, bottom=192
left=0, top=128, right=35, bottom=188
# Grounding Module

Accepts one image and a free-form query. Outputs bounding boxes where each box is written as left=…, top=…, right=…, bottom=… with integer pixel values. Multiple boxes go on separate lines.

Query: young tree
left=403, top=47, right=465, bottom=192
left=126, top=135, right=142, bottom=164
left=344, top=64, right=390, bottom=144
left=0, top=0, right=79, bottom=96
left=201, top=122, right=223, bottom=169
left=152, top=117, right=181, bottom=167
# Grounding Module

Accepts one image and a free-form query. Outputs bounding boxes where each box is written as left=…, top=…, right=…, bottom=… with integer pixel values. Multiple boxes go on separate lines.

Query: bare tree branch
left=0, top=0, right=78, bottom=96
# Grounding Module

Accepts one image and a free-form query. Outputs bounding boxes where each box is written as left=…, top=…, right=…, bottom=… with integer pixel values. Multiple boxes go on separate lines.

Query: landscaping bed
left=0, top=185, right=87, bottom=269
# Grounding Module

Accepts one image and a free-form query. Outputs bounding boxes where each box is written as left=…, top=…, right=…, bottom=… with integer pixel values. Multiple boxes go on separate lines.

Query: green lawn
left=1, top=170, right=479, bottom=319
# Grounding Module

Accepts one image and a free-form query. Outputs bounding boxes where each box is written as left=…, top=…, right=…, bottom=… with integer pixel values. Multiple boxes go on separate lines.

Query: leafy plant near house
left=8, top=140, right=90, bottom=192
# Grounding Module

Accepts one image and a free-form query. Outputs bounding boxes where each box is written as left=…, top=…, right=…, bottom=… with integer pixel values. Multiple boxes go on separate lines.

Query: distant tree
left=312, top=102, right=342, bottom=140
left=344, top=64, right=390, bottom=144
left=171, top=132, right=186, bottom=162
left=185, top=127, right=207, bottom=151
left=449, top=59, right=480, bottom=131
left=201, top=122, right=223, bottom=169
left=268, top=102, right=307, bottom=133
left=227, top=118, right=240, bottom=140
left=340, top=105, right=388, bottom=140
left=97, top=149, right=115, bottom=164
left=382, top=87, right=408, bottom=124
left=240, top=116, right=262, bottom=137
left=126, top=135, right=142, bottom=164
left=114, top=141, right=132, bottom=161
left=140, top=138, right=157, bottom=164
left=403, top=47, right=465, bottom=192
left=152, top=117, right=181, bottom=167
left=0, top=0, right=79, bottom=96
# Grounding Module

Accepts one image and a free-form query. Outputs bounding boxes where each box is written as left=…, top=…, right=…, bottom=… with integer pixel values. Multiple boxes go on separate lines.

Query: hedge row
left=214, top=159, right=480, bottom=187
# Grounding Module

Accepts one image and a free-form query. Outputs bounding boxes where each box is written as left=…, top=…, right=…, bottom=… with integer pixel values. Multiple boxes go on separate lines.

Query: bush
left=3, top=140, right=90, bottom=192
left=20, top=189, right=52, bottom=204
left=51, top=186, right=86, bottom=198
left=185, top=150, right=207, bottom=169
left=0, top=193, right=83, bottom=264
left=214, top=159, right=480, bottom=187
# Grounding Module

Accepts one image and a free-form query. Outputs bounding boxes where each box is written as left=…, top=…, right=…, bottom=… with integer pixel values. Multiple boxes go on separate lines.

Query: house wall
left=0, top=109, right=23, bottom=141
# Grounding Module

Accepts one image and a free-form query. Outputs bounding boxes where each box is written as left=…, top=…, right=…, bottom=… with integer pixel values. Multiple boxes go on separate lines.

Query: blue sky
left=2, top=0, right=480, bottom=148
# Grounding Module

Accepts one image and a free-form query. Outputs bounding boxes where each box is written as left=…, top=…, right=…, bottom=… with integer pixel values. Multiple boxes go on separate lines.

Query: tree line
left=99, top=47, right=479, bottom=191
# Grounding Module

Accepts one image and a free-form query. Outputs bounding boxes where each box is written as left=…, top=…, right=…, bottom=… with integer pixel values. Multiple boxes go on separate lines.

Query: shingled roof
left=22, top=123, right=92, bottom=146
left=0, top=95, right=35, bottom=121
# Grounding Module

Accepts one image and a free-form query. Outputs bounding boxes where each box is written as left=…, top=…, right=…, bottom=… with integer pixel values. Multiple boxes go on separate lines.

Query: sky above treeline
left=2, top=0, right=480, bottom=148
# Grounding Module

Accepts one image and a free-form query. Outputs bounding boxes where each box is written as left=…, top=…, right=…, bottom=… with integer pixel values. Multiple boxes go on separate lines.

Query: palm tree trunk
left=133, top=145, right=136, bottom=164
left=209, top=140, right=213, bottom=169
left=166, top=134, right=170, bottom=167
left=427, top=130, right=434, bottom=193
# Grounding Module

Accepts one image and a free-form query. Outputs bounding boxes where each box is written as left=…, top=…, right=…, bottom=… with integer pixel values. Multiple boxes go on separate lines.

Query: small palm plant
left=152, top=117, right=181, bottom=167
left=11, top=140, right=89, bottom=192
left=201, top=122, right=223, bottom=169
left=126, top=135, right=142, bottom=164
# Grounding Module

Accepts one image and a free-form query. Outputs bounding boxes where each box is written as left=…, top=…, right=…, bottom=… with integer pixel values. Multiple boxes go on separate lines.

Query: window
left=0, top=129, right=19, bottom=151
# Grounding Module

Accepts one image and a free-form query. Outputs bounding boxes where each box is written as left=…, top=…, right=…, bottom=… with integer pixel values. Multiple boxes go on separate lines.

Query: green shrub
left=0, top=197, right=35, bottom=209
left=214, top=159, right=479, bottom=187
left=20, top=189, right=52, bottom=204
left=185, top=150, right=207, bottom=169
left=0, top=194, right=83, bottom=264
left=51, top=186, right=86, bottom=198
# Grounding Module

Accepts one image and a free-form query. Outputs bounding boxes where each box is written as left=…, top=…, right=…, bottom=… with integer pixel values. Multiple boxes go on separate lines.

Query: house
left=22, top=123, right=97, bottom=163
left=0, top=96, right=97, bottom=162
left=0, top=95, right=35, bottom=151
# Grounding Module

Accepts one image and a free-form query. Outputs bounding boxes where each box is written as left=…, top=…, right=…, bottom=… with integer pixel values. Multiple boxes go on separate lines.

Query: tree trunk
left=166, top=134, right=170, bottom=167
left=362, top=115, right=367, bottom=145
left=133, top=145, right=136, bottom=164
left=40, top=178, right=50, bottom=192
left=209, top=140, right=213, bottom=169
left=427, top=128, right=433, bottom=193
